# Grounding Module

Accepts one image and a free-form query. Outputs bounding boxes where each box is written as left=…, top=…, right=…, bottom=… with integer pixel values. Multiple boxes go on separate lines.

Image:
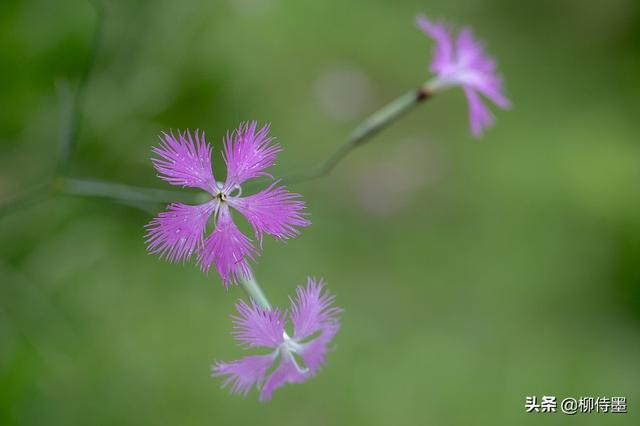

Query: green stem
left=239, top=273, right=271, bottom=310
left=281, top=86, right=431, bottom=185
left=55, top=177, right=203, bottom=205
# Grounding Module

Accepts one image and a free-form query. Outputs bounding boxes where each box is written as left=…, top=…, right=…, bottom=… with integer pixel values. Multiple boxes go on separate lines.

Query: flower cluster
left=144, top=13, right=509, bottom=402
left=146, top=122, right=341, bottom=400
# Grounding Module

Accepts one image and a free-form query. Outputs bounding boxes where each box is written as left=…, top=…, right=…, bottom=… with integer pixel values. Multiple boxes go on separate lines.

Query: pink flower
left=417, top=15, right=511, bottom=137
left=145, top=122, right=310, bottom=286
left=213, top=278, right=341, bottom=401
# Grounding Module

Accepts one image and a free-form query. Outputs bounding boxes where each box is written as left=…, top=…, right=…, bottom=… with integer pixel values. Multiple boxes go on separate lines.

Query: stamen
left=281, top=332, right=309, bottom=374
left=228, top=184, right=242, bottom=198
left=285, top=348, right=309, bottom=374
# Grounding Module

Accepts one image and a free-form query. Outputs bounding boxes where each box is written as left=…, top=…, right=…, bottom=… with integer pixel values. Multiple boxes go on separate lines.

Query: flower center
left=214, top=181, right=242, bottom=202
left=280, top=332, right=309, bottom=374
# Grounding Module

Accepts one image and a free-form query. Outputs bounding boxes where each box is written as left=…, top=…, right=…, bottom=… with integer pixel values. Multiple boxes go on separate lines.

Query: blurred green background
left=1, top=0, right=639, bottom=424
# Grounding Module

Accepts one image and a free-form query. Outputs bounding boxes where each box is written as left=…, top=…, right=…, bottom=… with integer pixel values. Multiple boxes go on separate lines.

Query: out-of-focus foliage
left=1, top=0, right=639, bottom=425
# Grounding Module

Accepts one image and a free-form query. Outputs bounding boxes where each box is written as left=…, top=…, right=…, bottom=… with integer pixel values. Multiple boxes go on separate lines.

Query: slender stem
left=55, top=177, right=203, bottom=205
left=281, top=86, right=431, bottom=185
left=240, top=273, right=271, bottom=310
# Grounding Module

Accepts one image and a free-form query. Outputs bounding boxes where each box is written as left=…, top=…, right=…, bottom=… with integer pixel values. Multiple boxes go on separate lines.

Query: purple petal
left=229, top=182, right=310, bottom=243
left=456, top=28, right=511, bottom=109
left=259, top=358, right=305, bottom=401
left=222, top=121, right=282, bottom=189
left=259, top=323, right=340, bottom=401
left=152, top=130, right=217, bottom=193
left=231, top=299, right=286, bottom=349
left=464, top=87, right=495, bottom=137
left=197, top=205, right=257, bottom=286
left=145, top=202, right=215, bottom=263
left=212, top=354, right=275, bottom=396
left=290, top=278, right=342, bottom=341
left=299, top=322, right=340, bottom=375
left=472, top=75, right=511, bottom=110
left=455, top=28, right=495, bottom=75
left=416, top=15, right=453, bottom=75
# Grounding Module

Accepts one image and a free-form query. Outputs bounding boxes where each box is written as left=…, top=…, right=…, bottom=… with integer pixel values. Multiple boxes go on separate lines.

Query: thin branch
left=281, top=87, right=431, bottom=186
left=55, top=178, right=201, bottom=205
left=240, top=273, right=272, bottom=310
